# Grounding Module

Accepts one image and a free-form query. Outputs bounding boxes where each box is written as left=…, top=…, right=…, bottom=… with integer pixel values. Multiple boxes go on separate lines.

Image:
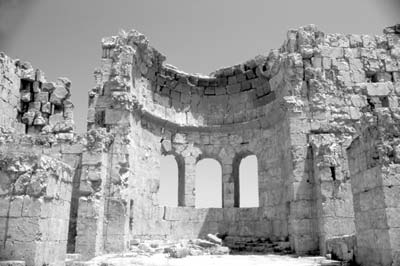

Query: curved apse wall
left=86, top=28, right=301, bottom=250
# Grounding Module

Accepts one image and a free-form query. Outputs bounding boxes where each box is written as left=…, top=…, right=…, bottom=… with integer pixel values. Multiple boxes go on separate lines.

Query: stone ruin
left=0, top=23, right=400, bottom=266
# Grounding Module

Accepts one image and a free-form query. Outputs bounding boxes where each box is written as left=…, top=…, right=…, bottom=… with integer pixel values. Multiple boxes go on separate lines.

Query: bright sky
left=1, top=0, right=399, bottom=207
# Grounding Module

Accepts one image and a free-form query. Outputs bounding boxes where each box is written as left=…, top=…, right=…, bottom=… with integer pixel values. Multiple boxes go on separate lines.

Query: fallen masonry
left=0, top=23, right=400, bottom=266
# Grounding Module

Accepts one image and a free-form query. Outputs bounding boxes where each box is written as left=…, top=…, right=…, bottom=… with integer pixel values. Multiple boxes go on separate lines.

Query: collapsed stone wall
left=0, top=52, right=74, bottom=136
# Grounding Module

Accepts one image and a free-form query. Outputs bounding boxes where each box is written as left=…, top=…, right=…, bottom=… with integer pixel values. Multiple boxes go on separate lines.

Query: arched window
left=239, top=155, right=259, bottom=207
left=233, top=154, right=259, bottom=207
left=159, top=154, right=179, bottom=206
left=195, top=158, right=222, bottom=208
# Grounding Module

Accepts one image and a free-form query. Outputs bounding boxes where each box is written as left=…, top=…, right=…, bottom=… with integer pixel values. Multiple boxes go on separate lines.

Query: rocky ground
left=66, top=235, right=343, bottom=266
left=67, top=253, right=342, bottom=266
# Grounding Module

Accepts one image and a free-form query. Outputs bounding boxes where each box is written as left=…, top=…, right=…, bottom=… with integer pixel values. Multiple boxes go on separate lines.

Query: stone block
left=320, top=46, right=344, bottom=58
left=326, top=235, right=356, bottom=262
left=82, top=152, right=106, bottom=166
left=215, top=86, right=226, bottom=95
left=364, top=82, right=392, bottom=96
left=61, top=143, right=83, bottom=154
left=41, top=102, right=52, bottom=114
left=49, top=85, right=68, bottom=105
left=104, top=109, right=130, bottom=125
left=41, top=82, right=55, bottom=92
left=226, top=84, right=241, bottom=94
left=383, top=185, right=400, bottom=208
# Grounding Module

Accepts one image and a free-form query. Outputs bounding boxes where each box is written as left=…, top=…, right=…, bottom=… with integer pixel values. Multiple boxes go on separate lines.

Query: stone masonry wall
left=81, top=25, right=400, bottom=258
left=80, top=28, right=293, bottom=259
left=347, top=108, right=400, bottom=266
left=0, top=53, right=82, bottom=265
left=0, top=150, right=73, bottom=266
left=279, top=24, right=400, bottom=254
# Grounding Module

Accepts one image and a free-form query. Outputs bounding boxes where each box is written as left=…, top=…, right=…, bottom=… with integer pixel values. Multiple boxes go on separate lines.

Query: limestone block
left=326, top=235, right=355, bottom=262
left=41, top=102, right=52, bottom=114
left=320, top=46, right=344, bottom=58
left=226, top=84, right=241, bottom=94
left=364, top=82, right=393, bottom=96
left=322, top=57, right=332, bottom=69
left=33, top=115, right=46, bottom=126
left=20, top=90, right=31, bottom=102
left=49, top=113, right=64, bottom=126
left=358, top=188, right=386, bottom=212
left=362, top=34, right=377, bottom=48
left=104, top=109, right=130, bottom=124
left=385, top=58, right=399, bottom=72
left=41, top=82, right=55, bottom=92
left=64, top=106, right=74, bottom=120
left=49, top=84, right=68, bottom=105
left=21, top=111, right=35, bottom=125
left=205, top=208, right=223, bottom=222
left=348, top=58, right=365, bottom=82
left=344, top=48, right=361, bottom=58
left=34, top=92, right=49, bottom=103
left=290, top=200, right=312, bottom=219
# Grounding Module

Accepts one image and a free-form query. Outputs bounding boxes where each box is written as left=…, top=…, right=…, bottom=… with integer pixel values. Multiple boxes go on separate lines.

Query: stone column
left=221, top=147, right=235, bottom=208
left=222, top=164, right=235, bottom=208
left=286, top=115, right=319, bottom=254
left=183, top=156, right=196, bottom=207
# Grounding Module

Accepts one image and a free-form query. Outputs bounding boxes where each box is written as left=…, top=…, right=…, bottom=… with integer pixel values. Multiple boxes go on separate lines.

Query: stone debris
left=126, top=238, right=231, bottom=258
left=206, top=233, right=223, bottom=245
left=1, top=23, right=400, bottom=266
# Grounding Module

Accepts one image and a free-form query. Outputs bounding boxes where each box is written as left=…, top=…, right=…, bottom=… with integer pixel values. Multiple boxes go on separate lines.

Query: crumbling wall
left=0, top=53, right=74, bottom=135
left=0, top=53, right=81, bottom=265
left=0, top=53, right=27, bottom=132
left=0, top=150, right=73, bottom=266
